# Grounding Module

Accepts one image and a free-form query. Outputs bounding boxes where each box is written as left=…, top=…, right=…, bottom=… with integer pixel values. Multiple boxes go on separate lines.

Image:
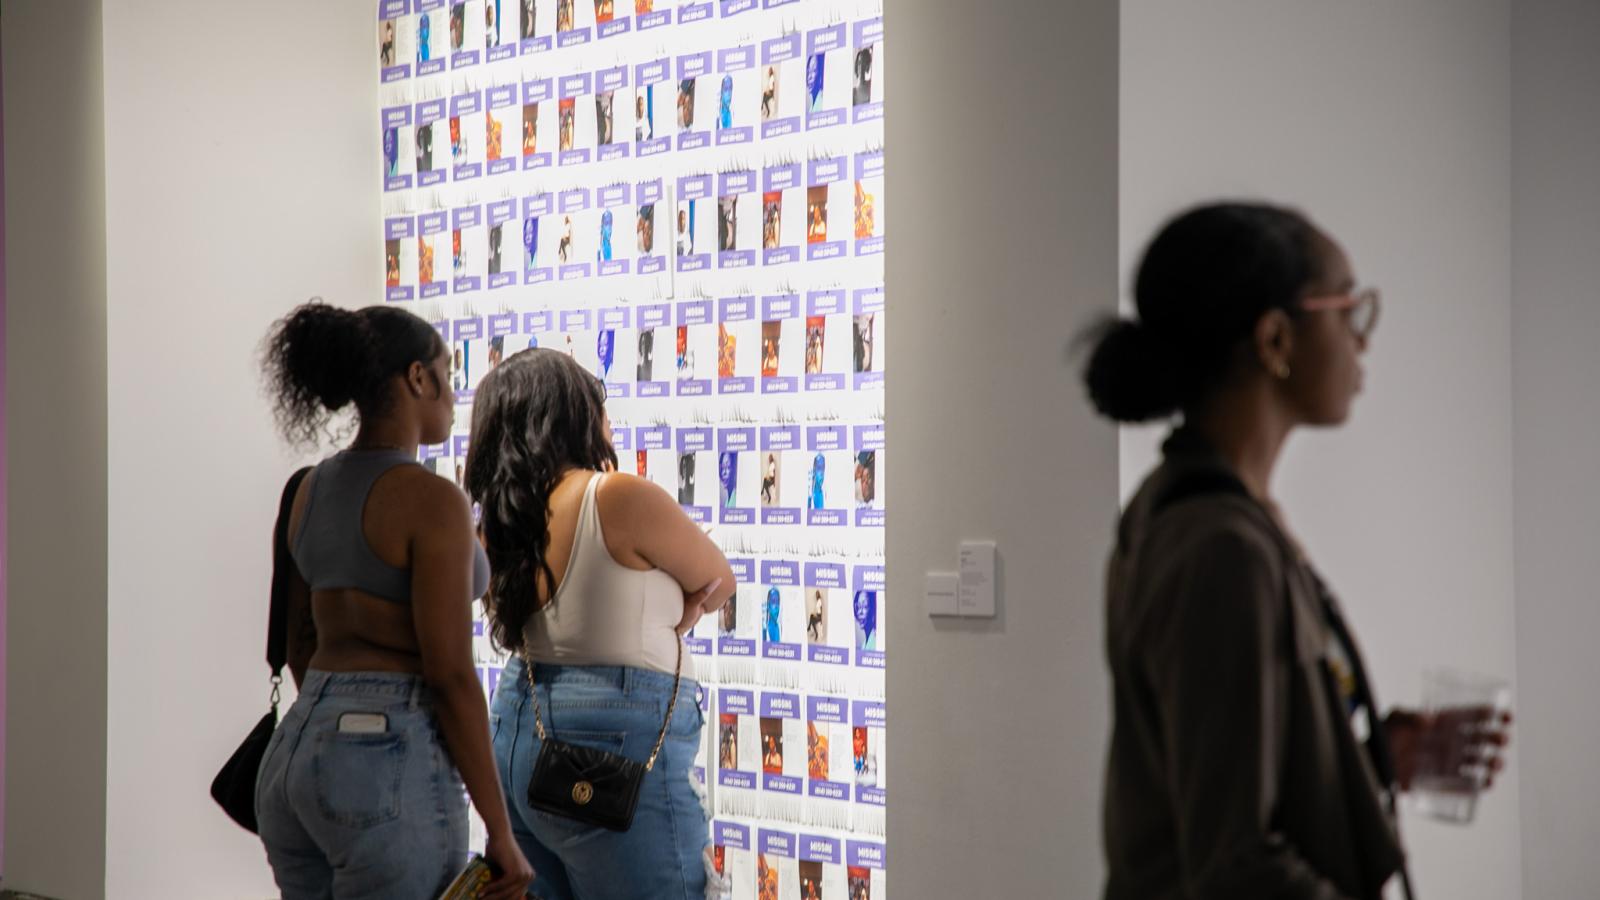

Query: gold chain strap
left=523, top=636, right=685, bottom=773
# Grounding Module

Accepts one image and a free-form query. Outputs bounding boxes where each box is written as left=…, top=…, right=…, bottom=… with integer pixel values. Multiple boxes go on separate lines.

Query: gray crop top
left=290, top=449, right=490, bottom=603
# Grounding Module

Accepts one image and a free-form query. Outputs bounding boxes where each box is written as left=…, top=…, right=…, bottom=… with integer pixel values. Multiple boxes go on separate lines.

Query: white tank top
left=523, top=473, right=692, bottom=678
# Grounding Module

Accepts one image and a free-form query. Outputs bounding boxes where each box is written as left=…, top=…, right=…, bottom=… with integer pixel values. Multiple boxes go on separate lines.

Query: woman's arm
left=597, top=472, right=737, bottom=615
left=1144, top=525, right=1356, bottom=900
left=409, top=476, right=531, bottom=898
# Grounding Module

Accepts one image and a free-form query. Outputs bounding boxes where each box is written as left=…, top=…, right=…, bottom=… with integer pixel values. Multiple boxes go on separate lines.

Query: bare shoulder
left=594, top=471, right=674, bottom=525
left=389, top=463, right=474, bottom=530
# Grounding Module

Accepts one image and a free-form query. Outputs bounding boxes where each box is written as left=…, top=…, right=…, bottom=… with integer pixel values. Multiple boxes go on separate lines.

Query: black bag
left=210, top=466, right=312, bottom=833
left=522, top=639, right=684, bottom=832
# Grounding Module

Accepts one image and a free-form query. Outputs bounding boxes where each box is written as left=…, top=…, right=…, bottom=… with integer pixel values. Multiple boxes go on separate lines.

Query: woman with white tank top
left=465, top=348, right=735, bottom=900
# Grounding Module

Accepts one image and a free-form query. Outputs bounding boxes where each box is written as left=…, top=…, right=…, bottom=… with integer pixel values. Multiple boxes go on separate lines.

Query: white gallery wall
left=2, top=1, right=109, bottom=897
left=99, top=0, right=375, bottom=896
left=1120, top=2, right=1521, bottom=898
left=1510, top=1, right=1600, bottom=897
left=884, top=0, right=1119, bottom=896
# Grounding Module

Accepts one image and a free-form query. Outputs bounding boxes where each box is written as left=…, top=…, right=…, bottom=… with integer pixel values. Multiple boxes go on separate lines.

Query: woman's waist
left=502, top=653, right=696, bottom=697
left=522, top=606, right=688, bottom=676
left=293, top=668, right=436, bottom=712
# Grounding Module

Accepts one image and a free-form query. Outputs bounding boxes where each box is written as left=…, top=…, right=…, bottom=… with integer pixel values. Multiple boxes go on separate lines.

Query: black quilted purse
left=210, top=466, right=312, bottom=833
left=522, top=638, right=683, bottom=832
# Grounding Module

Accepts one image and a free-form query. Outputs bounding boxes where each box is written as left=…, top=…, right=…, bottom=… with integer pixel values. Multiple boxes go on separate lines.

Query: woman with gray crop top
left=465, top=349, right=736, bottom=900
left=254, top=302, right=533, bottom=900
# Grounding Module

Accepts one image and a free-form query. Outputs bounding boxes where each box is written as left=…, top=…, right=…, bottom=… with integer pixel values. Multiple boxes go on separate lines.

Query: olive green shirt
left=1102, top=432, right=1406, bottom=900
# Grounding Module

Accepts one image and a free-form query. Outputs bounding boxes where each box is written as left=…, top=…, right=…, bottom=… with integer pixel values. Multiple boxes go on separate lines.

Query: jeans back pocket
left=312, top=731, right=409, bottom=828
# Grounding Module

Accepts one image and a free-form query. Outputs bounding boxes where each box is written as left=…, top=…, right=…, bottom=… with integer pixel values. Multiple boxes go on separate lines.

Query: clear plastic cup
left=1411, top=668, right=1512, bottom=824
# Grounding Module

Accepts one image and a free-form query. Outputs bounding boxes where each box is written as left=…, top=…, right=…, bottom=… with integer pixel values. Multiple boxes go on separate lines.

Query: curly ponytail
left=261, top=300, right=444, bottom=446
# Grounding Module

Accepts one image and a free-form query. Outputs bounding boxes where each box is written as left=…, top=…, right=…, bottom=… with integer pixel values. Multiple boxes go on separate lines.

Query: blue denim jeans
left=492, top=656, right=709, bottom=900
left=256, top=670, right=469, bottom=900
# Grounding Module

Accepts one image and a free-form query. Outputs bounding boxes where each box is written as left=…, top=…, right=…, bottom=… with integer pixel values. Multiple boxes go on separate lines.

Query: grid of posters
left=379, top=0, right=887, bottom=893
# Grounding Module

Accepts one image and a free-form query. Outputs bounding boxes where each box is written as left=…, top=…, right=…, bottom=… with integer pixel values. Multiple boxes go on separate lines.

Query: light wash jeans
left=492, top=656, right=709, bottom=900
left=255, top=670, right=469, bottom=900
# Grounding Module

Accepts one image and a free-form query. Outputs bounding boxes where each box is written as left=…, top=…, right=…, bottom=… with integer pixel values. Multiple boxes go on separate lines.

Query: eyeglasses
left=1302, top=286, right=1381, bottom=340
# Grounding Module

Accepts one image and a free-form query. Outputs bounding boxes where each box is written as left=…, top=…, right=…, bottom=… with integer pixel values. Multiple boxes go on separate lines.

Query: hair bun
left=1081, top=318, right=1182, bottom=423
left=279, top=302, right=375, bottom=411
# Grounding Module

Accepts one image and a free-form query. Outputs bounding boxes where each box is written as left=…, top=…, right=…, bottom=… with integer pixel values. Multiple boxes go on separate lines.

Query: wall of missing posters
left=378, top=0, right=888, bottom=893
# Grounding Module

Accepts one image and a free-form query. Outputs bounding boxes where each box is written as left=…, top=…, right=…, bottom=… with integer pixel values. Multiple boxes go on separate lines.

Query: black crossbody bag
left=210, top=466, right=312, bottom=833
left=521, top=638, right=684, bottom=832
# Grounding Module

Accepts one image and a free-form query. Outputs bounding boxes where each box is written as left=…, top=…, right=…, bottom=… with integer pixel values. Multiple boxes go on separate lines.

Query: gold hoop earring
left=1274, top=362, right=1291, bottom=380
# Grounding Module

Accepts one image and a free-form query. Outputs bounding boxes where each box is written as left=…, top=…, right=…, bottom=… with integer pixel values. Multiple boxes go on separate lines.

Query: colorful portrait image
left=635, top=86, right=655, bottom=142
left=484, top=0, right=505, bottom=48
left=762, top=192, right=784, bottom=249
left=676, top=78, right=697, bottom=129
left=804, top=316, right=826, bottom=375
left=759, top=451, right=782, bottom=507
left=852, top=43, right=877, bottom=106
left=719, top=713, right=740, bottom=770
left=852, top=313, right=880, bottom=374
left=522, top=101, right=542, bottom=156
left=595, top=91, right=615, bottom=146
left=379, top=17, right=398, bottom=68
left=806, top=186, right=829, bottom=244
left=636, top=202, right=656, bottom=253
left=635, top=326, right=658, bottom=382
left=678, top=451, right=707, bottom=506
left=758, top=854, right=780, bottom=900
left=854, top=451, right=877, bottom=507
left=799, top=862, right=823, bottom=900
left=449, top=2, right=466, bottom=50
left=805, top=52, right=826, bottom=113
left=807, top=720, right=829, bottom=781
left=848, top=867, right=872, bottom=900
left=760, top=63, right=780, bottom=121
left=385, top=239, right=402, bottom=287
left=674, top=202, right=701, bottom=258
left=760, top=321, right=783, bottom=378
left=558, top=98, right=576, bottom=150
left=760, top=717, right=784, bottom=775
left=415, top=121, right=436, bottom=173
left=416, top=6, right=446, bottom=65
left=718, top=450, right=739, bottom=508
left=485, top=104, right=508, bottom=163
left=805, top=587, right=830, bottom=644
left=718, top=581, right=738, bottom=634
left=717, top=195, right=740, bottom=252
left=853, top=590, right=879, bottom=651
left=805, top=27, right=850, bottom=118
left=519, top=0, right=538, bottom=39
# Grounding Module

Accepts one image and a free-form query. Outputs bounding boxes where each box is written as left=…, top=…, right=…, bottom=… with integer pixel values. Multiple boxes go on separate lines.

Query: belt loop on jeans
left=311, top=671, right=334, bottom=703
left=409, top=676, right=424, bottom=711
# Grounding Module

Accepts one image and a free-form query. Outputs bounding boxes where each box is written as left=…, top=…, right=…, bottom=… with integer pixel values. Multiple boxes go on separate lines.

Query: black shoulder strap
left=267, top=467, right=314, bottom=675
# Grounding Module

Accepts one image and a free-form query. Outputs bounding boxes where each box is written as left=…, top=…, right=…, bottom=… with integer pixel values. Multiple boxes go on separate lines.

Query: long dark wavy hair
left=261, top=300, right=445, bottom=446
left=465, top=348, right=618, bottom=655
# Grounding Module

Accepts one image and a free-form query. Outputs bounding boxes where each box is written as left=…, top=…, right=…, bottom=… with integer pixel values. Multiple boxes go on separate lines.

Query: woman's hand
left=482, top=830, right=535, bottom=900
left=1385, top=706, right=1512, bottom=792
left=676, top=578, right=725, bottom=636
